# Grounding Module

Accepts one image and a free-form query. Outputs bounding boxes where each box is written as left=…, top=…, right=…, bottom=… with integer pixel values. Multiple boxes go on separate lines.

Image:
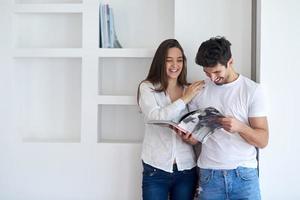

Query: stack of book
left=99, top=3, right=122, bottom=48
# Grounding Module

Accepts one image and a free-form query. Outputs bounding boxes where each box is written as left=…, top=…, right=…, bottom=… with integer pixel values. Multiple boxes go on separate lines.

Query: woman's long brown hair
left=137, top=39, right=188, bottom=105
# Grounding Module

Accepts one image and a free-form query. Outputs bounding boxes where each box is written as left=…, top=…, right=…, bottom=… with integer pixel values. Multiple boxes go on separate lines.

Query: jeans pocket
left=200, top=169, right=213, bottom=185
left=237, top=167, right=258, bottom=181
left=143, top=162, right=158, bottom=177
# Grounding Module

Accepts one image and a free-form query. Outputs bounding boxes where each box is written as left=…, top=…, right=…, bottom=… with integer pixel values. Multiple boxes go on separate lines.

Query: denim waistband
left=200, top=166, right=257, bottom=177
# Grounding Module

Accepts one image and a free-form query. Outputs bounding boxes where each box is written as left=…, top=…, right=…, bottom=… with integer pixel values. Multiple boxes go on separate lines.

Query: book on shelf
left=99, top=3, right=122, bottom=48
left=108, top=7, right=122, bottom=48
left=147, top=107, right=224, bottom=143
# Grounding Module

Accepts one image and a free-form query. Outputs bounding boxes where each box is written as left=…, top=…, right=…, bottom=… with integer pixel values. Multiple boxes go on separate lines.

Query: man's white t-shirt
left=189, top=75, right=267, bottom=169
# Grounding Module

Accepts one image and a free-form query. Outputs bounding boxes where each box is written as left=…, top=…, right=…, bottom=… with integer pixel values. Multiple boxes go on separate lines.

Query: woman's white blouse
left=139, top=82, right=196, bottom=172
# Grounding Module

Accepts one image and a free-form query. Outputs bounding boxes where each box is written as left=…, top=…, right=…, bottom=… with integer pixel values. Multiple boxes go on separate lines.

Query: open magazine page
left=178, top=107, right=224, bottom=143
left=147, top=120, right=188, bottom=134
left=147, top=107, right=224, bottom=142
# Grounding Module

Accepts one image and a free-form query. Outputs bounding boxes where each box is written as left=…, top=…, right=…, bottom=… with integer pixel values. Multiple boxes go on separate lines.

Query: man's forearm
left=239, top=125, right=269, bottom=148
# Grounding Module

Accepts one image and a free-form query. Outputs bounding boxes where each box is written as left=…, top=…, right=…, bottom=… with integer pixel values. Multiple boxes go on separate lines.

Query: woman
left=137, top=39, right=204, bottom=200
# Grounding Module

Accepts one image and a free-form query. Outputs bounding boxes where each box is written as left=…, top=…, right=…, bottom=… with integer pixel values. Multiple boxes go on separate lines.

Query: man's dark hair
left=195, top=36, right=232, bottom=68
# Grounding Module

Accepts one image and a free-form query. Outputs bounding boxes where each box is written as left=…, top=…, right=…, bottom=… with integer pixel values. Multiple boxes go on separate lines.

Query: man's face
left=203, top=63, right=230, bottom=85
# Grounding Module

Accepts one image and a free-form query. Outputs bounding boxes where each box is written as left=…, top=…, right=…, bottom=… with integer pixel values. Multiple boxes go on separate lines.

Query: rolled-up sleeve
left=139, top=82, right=186, bottom=121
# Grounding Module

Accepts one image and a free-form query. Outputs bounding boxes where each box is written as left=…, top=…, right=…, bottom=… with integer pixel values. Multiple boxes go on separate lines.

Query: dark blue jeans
left=142, top=162, right=197, bottom=200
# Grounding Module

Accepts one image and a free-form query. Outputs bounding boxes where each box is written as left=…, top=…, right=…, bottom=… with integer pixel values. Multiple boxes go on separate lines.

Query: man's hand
left=218, top=116, right=246, bottom=133
left=218, top=116, right=269, bottom=148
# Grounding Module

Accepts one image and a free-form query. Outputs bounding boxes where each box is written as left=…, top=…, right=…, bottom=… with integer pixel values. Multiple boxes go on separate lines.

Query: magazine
left=147, top=107, right=224, bottom=143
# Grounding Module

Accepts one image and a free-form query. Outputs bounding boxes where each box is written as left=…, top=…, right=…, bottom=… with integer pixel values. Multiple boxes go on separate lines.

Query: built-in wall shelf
left=12, top=48, right=83, bottom=57
left=13, top=13, right=82, bottom=48
left=22, top=138, right=80, bottom=143
left=14, top=57, right=82, bottom=143
left=96, top=48, right=154, bottom=58
left=98, top=139, right=142, bottom=144
left=97, top=104, right=144, bottom=143
left=12, top=48, right=154, bottom=58
left=12, top=0, right=173, bottom=144
left=97, top=95, right=136, bottom=105
left=13, top=4, right=82, bottom=13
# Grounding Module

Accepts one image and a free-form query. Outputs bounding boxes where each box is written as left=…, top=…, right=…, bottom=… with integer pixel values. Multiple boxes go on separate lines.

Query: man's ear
left=227, top=57, right=233, bottom=68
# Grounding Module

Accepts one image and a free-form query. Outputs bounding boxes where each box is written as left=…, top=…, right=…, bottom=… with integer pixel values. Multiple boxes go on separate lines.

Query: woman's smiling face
left=165, top=47, right=184, bottom=81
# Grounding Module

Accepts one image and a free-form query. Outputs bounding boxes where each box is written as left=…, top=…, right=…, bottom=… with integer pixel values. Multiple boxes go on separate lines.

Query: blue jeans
left=142, top=162, right=197, bottom=200
left=199, top=167, right=261, bottom=200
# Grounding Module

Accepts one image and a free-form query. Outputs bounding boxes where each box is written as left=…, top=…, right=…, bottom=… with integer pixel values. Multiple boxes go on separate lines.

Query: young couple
left=137, top=37, right=269, bottom=200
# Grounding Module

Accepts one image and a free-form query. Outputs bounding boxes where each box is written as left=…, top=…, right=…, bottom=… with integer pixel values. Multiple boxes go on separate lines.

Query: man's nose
left=209, top=74, right=216, bottom=80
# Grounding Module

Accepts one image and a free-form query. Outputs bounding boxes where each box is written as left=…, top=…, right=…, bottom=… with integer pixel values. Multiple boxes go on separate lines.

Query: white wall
left=259, top=0, right=300, bottom=199
left=175, top=0, right=252, bottom=81
left=0, top=0, right=13, bottom=137
left=0, top=1, right=13, bottom=147
left=0, top=0, right=15, bottom=196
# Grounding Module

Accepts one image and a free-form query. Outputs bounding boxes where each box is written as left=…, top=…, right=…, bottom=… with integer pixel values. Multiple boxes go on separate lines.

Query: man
left=185, top=36, right=269, bottom=200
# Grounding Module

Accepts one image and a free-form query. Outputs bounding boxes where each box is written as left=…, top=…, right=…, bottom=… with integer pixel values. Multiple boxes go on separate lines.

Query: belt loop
left=235, top=167, right=240, bottom=177
left=173, top=163, right=178, bottom=172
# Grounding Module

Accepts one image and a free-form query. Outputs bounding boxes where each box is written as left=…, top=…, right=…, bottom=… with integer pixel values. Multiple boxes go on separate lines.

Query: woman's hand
left=172, top=127, right=199, bottom=145
left=181, top=132, right=199, bottom=145
left=181, top=80, right=205, bottom=104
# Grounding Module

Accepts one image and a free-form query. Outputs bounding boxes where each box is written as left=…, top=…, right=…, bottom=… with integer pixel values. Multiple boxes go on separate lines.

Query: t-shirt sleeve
left=248, top=84, right=268, bottom=117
